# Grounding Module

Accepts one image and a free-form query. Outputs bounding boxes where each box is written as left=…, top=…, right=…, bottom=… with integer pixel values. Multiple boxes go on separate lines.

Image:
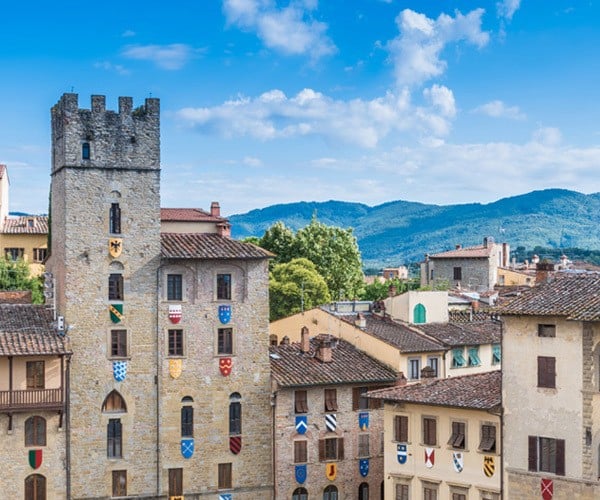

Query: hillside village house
left=270, top=328, right=398, bottom=499
left=499, top=272, right=600, bottom=498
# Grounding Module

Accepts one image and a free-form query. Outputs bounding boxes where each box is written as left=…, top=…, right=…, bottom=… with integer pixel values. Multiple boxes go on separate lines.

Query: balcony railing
left=0, top=388, right=64, bottom=412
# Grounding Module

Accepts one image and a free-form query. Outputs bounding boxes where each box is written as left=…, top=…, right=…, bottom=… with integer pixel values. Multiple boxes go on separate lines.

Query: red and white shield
left=169, top=305, right=182, bottom=324
left=425, top=448, right=435, bottom=468
left=219, top=357, right=232, bottom=376
left=541, top=479, right=553, bottom=500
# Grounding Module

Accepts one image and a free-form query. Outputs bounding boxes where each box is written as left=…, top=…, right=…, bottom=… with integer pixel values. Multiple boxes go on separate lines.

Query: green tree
left=0, top=257, right=44, bottom=303
left=269, top=258, right=331, bottom=321
left=259, top=221, right=295, bottom=266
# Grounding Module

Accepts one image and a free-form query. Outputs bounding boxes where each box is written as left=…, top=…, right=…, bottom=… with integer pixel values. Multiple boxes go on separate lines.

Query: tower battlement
left=51, top=93, right=160, bottom=173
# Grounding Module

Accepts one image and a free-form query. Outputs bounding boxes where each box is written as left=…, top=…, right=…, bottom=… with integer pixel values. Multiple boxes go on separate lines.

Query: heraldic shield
left=169, top=304, right=182, bottom=324
left=181, top=438, right=194, bottom=459
left=453, top=452, right=464, bottom=473
left=219, top=494, right=232, bottom=500
left=326, top=463, right=337, bottom=481
left=29, top=449, right=42, bottom=469
left=484, top=455, right=495, bottom=477
left=359, top=411, right=369, bottom=430
left=113, top=361, right=127, bottom=382
left=109, top=304, right=123, bottom=323
left=230, top=436, right=242, bottom=455
left=219, top=357, right=233, bottom=376
left=109, top=238, right=122, bottom=258
left=541, top=478, right=553, bottom=500
left=397, top=443, right=407, bottom=464
left=359, top=459, right=369, bottom=477
left=169, top=359, right=182, bottom=379
left=425, top=447, right=435, bottom=468
left=295, top=415, right=308, bottom=434
left=218, top=305, right=231, bottom=324
left=295, top=464, right=307, bottom=484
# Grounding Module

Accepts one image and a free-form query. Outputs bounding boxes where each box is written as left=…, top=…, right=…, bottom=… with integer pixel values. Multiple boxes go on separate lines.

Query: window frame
left=292, top=487, right=308, bottom=500
left=107, top=418, right=123, bottom=459
left=422, top=482, right=438, bottom=500
left=181, top=405, right=194, bottom=438
left=4, top=247, right=24, bottom=261
left=112, top=470, right=127, bottom=497
left=448, top=420, right=466, bottom=449
left=408, top=358, right=421, bottom=380
left=168, top=468, right=183, bottom=497
left=82, top=142, right=90, bottom=160
left=479, top=424, right=497, bottom=453
left=537, top=356, right=556, bottom=388
left=217, top=273, right=232, bottom=300
left=319, top=437, right=344, bottom=461
left=453, top=266, right=462, bottom=280
left=427, top=356, right=439, bottom=377
left=538, top=324, right=556, bottom=338
left=452, top=348, right=466, bottom=368
left=528, top=435, right=565, bottom=475
left=33, top=248, right=48, bottom=263
left=324, top=388, right=338, bottom=412
left=110, top=329, right=128, bottom=358
left=218, top=462, right=232, bottom=490
left=294, top=439, right=308, bottom=464
left=422, top=416, right=437, bottom=446
left=168, top=329, right=184, bottom=357
left=467, top=346, right=481, bottom=367
left=108, top=273, right=124, bottom=301
left=358, top=482, right=370, bottom=500
left=218, top=327, right=234, bottom=355
left=395, top=483, right=410, bottom=500
left=358, top=433, right=370, bottom=458
left=109, top=203, right=121, bottom=235
left=229, top=393, right=242, bottom=436
left=167, top=273, right=183, bottom=301
left=295, top=390, right=308, bottom=414
left=394, top=415, right=409, bottom=443
left=492, top=344, right=501, bottom=365
left=25, top=416, right=46, bottom=447
left=24, top=474, right=46, bottom=500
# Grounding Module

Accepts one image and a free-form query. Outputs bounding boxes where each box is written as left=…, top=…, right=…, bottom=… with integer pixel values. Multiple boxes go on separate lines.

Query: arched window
left=102, top=390, right=127, bottom=413
left=229, top=392, right=242, bottom=435
left=323, top=485, right=338, bottom=500
left=292, top=487, right=308, bottom=500
left=413, top=303, right=426, bottom=324
left=181, top=396, right=193, bottom=438
left=359, top=482, right=369, bottom=500
left=25, top=416, right=46, bottom=446
left=25, top=474, right=46, bottom=500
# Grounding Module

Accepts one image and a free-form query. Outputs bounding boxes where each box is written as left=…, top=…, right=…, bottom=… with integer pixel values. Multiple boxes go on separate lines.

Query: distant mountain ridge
left=229, top=189, right=600, bottom=268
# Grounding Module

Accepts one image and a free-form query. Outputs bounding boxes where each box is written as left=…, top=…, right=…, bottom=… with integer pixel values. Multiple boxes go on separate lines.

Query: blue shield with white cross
left=295, top=464, right=307, bottom=484
left=113, top=361, right=127, bottom=382
left=359, top=459, right=369, bottom=477
left=218, top=305, right=231, bottom=324
left=295, top=415, right=308, bottom=434
left=181, top=438, right=194, bottom=459
left=397, top=443, right=407, bottom=464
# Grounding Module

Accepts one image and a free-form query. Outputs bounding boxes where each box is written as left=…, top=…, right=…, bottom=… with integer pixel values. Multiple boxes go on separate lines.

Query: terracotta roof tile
left=161, top=232, right=273, bottom=260
left=1, top=216, right=48, bottom=234
left=270, top=335, right=398, bottom=387
left=0, top=305, right=71, bottom=356
left=429, top=244, right=491, bottom=259
left=417, top=320, right=501, bottom=346
left=369, top=370, right=501, bottom=410
left=160, top=208, right=227, bottom=223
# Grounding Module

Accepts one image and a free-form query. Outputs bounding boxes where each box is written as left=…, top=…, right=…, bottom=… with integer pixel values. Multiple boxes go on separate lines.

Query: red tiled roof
left=416, top=320, right=501, bottom=347
left=497, top=272, right=600, bottom=321
left=369, top=370, right=501, bottom=410
left=161, top=233, right=273, bottom=260
left=161, top=208, right=227, bottom=223
left=270, top=335, right=398, bottom=388
left=1, top=215, right=48, bottom=234
left=429, top=244, right=492, bottom=259
left=0, top=305, right=71, bottom=356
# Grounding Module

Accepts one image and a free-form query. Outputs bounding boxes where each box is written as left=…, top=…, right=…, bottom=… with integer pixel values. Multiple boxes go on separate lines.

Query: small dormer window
left=82, top=142, right=90, bottom=160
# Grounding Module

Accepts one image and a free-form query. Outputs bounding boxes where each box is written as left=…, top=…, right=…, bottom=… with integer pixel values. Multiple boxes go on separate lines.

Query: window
left=450, top=487, right=468, bottom=500
left=218, top=327, right=233, bottom=355
left=423, top=484, right=438, bottom=500
left=408, top=358, right=421, bottom=380
left=112, top=470, right=127, bottom=497
left=107, top=419, right=122, bottom=458
left=24, top=474, right=46, bottom=500
left=217, top=273, right=232, bottom=300
left=358, top=434, right=370, bottom=457
left=423, top=417, right=437, bottom=446
left=292, top=487, right=308, bottom=500
left=396, top=483, right=409, bottom=500
left=295, top=390, right=308, bottom=413
left=218, top=463, right=232, bottom=489
left=394, top=415, right=408, bottom=442
left=25, top=416, right=46, bottom=446
left=82, top=142, right=90, bottom=159
left=168, top=469, right=183, bottom=497
left=538, top=324, right=556, bottom=338
left=453, top=267, right=462, bottom=280
left=427, top=357, right=439, bottom=377
left=108, top=274, right=124, bottom=301
left=110, top=330, right=127, bottom=358
left=528, top=436, right=565, bottom=475
left=492, top=344, right=501, bottom=365
left=229, top=393, right=242, bottom=435
left=353, top=386, right=369, bottom=410
left=168, top=329, right=184, bottom=356
left=323, top=485, right=338, bottom=500
left=109, top=203, right=121, bottom=234
left=324, top=388, right=338, bottom=412
left=33, top=248, right=47, bottom=263
left=448, top=421, right=466, bottom=449
left=294, top=440, right=308, bottom=463
left=413, top=303, right=426, bottom=324
left=102, top=390, right=127, bottom=413
left=320, top=437, right=344, bottom=461
left=27, top=361, right=45, bottom=389
left=452, top=348, right=466, bottom=368
left=480, top=492, right=500, bottom=500
left=467, top=347, right=481, bottom=366
left=181, top=404, right=193, bottom=438
left=167, top=274, right=182, bottom=301
left=479, top=424, right=497, bottom=453
left=538, top=356, right=556, bottom=388
left=5, top=247, right=24, bottom=261
left=359, top=483, right=369, bottom=500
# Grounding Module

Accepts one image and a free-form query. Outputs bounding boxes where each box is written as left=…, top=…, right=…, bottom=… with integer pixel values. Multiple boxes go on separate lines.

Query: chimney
left=315, top=338, right=333, bottom=363
left=210, top=201, right=221, bottom=217
left=216, top=222, right=231, bottom=238
left=455, top=244, right=462, bottom=250
left=471, top=300, right=479, bottom=311
left=280, top=336, right=290, bottom=346
left=421, top=366, right=435, bottom=378
left=354, top=313, right=366, bottom=329
left=535, top=262, right=555, bottom=284
left=502, top=243, right=509, bottom=267
left=300, top=326, right=310, bottom=353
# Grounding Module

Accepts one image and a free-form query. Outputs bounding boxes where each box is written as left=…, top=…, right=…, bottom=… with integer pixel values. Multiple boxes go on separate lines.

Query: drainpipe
left=65, top=354, right=72, bottom=500
left=156, top=264, right=163, bottom=497
left=271, top=390, right=277, bottom=500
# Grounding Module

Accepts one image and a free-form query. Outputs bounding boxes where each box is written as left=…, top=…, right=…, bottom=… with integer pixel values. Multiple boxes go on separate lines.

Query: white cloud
left=423, top=84, right=456, bottom=118
left=94, top=61, right=130, bottom=76
left=473, top=100, right=526, bottom=120
left=387, top=8, right=490, bottom=87
left=222, top=0, right=336, bottom=59
left=243, top=156, right=263, bottom=167
left=121, top=29, right=136, bottom=38
left=496, top=0, right=521, bottom=20
left=532, top=126, right=562, bottom=147
left=121, top=44, right=198, bottom=70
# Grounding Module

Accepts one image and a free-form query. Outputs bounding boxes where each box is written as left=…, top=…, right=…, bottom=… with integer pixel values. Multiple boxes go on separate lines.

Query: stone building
left=46, top=93, right=273, bottom=498
left=270, top=328, right=398, bottom=500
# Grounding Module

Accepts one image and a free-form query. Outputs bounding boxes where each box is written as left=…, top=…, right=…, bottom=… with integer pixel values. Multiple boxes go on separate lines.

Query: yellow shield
left=109, top=238, right=123, bottom=258
left=483, top=455, right=495, bottom=477
left=326, top=463, right=337, bottom=481
left=169, top=359, right=182, bottom=379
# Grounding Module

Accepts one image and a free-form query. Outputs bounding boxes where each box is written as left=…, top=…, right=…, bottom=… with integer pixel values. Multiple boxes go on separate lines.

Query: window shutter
left=528, top=435, right=538, bottom=471
left=352, top=387, right=361, bottom=411
left=319, top=439, right=325, bottom=461
left=338, top=437, right=344, bottom=460
left=556, top=439, right=565, bottom=476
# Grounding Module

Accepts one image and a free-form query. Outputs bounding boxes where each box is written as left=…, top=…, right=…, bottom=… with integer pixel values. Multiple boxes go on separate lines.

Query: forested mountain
left=229, top=189, right=600, bottom=268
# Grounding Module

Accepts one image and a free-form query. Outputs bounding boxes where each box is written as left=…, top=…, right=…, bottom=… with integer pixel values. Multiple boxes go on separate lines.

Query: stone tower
left=49, top=94, right=161, bottom=498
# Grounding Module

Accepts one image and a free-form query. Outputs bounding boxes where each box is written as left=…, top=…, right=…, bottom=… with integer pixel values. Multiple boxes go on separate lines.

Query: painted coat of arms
left=219, top=357, right=233, bottom=376
left=359, top=459, right=369, bottom=477
left=541, top=478, right=553, bottom=500
left=358, top=412, right=369, bottom=430
left=113, top=360, right=127, bottom=382
left=28, top=450, right=42, bottom=469
left=326, top=463, right=337, bottom=481
left=397, top=443, right=407, bottom=464
left=109, top=304, right=123, bottom=323
left=169, top=304, right=182, bottom=324
left=218, top=305, right=231, bottom=324
left=425, top=447, right=435, bottom=468
left=325, top=413, right=337, bottom=432
left=169, top=359, right=182, bottom=379
left=453, top=452, right=464, bottom=473
left=181, top=438, right=194, bottom=459
left=295, top=464, right=307, bottom=484
left=109, top=238, right=122, bottom=258
left=484, top=455, right=495, bottom=477
left=295, top=416, right=308, bottom=434
left=230, top=436, right=242, bottom=455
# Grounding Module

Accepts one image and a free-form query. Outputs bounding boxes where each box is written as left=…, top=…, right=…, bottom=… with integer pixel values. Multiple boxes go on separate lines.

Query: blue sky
left=1, top=0, right=599, bottom=216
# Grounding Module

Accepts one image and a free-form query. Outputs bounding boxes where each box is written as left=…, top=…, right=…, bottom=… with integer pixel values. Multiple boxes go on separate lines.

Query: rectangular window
left=452, top=348, right=466, bottom=368
left=492, top=344, right=501, bottom=365
left=319, top=437, right=344, bottom=461
left=168, top=469, right=183, bottom=497
left=218, top=327, right=233, bottom=355
left=294, top=440, right=308, bottom=463
left=26, top=361, right=45, bottom=389
left=451, top=490, right=467, bottom=500
left=181, top=405, right=193, bottom=438
left=409, top=358, right=421, bottom=379
left=324, top=388, right=338, bottom=412
left=423, top=417, right=437, bottom=446
left=110, top=330, right=127, bottom=358
left=480, top=492, right=500, bottom=500
left=110, top=203, right=121, bottom=234
left=4, top=247, right=24, bottom=261
left=480, top=424, right=497, bottom=453
left=295, top=390, right=308, bottom=413
left=353, top=386, right=369, bottom=410
left=108, top=274, right=124, bottom=301
left=528, top=435, right=565, bottom=475
left=217, top=273, right=232, bottom=300
left=167, top=274, right=183, bottom=301
left=396, top=484, right=409, bottom=500
left=168, top=329, right=184, bottom=356
left=395, top=415, right=409, bottom=442
left=423, top=483, right=438, bottom=500
left=453, top=267, right=462, bottom=280
left=107, top=418, right=122, bottom=458
left=427, top=357, right=439, bottom=377
left=468, top=346, right=481, bottom=366
left=448, top=421, right=466, bottom=449
left=218, top=463, right=232, bottom=489
left=82, top=142, right=90, bottom=160
left=33, top=248, right=48, bottom=263
left=358, top=433, right=370, bottom=457
left=538, top=324, right=556, bottom=338
left=538, top=356, right=556, bottom=388
left=112, top=470, right=127, bottom=497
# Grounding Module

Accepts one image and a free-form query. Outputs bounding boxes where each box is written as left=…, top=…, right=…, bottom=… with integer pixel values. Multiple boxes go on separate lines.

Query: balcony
left=0, top=388, right=64, bottom=412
